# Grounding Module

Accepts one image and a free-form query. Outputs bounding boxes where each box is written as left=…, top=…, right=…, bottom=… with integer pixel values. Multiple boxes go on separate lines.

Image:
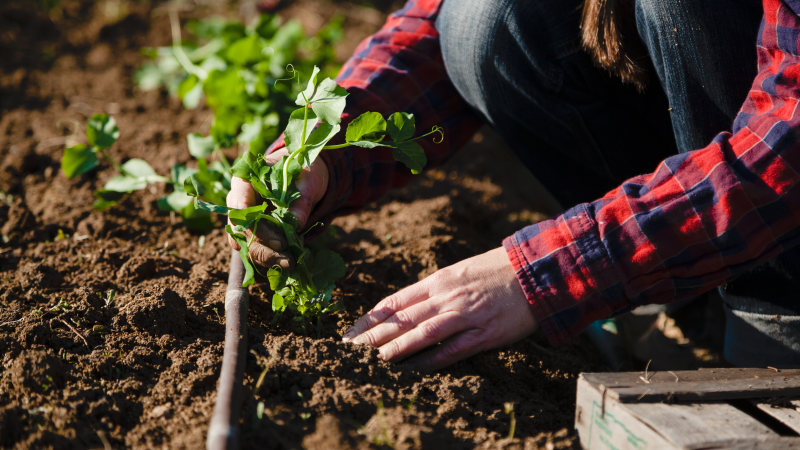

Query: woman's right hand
left=225, top=148, right=330, bottom=270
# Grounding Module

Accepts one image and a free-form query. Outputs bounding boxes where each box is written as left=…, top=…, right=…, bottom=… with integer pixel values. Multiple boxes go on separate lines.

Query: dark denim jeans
left=437, top=0, right=800, bottom=366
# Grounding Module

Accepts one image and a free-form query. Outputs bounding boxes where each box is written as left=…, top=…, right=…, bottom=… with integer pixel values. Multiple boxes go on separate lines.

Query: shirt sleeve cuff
left=502, top=204, right=624, bottom=345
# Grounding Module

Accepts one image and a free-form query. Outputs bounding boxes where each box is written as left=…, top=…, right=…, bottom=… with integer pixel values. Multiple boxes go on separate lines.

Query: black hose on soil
left=207, top=251, right=249, bottom=450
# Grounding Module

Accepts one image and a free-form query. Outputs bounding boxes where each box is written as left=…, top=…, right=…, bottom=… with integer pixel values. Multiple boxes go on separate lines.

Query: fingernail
left=279, top=259, right=291, bottom=269
left=342, top=327, right=355, bottom=341
left=267, top=239, right=282, bottom=250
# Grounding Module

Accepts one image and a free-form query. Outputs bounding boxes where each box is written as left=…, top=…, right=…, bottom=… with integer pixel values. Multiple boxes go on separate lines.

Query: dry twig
left=59, top=319, right=89, bottom=349
left=0, top=317, right=25, bottom=327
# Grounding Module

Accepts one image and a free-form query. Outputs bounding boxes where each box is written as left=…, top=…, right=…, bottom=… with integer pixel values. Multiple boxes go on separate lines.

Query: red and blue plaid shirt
left=273, top=0, right=800, bottom=345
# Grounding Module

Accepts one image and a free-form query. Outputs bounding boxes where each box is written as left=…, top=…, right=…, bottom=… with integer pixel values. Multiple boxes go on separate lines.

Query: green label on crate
left=588, top=401, right=648, bottom=450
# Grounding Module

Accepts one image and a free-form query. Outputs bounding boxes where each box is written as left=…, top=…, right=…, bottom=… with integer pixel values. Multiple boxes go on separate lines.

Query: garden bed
left=0, top=1, right=603, bottom=448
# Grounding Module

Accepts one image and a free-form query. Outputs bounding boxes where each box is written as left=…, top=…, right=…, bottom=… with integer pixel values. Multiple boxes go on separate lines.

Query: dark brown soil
left=0, top=1, right=603, bottom=448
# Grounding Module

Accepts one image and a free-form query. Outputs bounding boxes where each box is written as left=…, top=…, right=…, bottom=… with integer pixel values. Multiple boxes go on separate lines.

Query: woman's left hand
left=343, top=247, right=539, bottom=372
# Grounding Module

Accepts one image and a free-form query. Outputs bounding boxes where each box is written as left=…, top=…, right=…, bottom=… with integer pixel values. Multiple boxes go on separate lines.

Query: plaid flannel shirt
left=273, top=0, right=800, bottom=346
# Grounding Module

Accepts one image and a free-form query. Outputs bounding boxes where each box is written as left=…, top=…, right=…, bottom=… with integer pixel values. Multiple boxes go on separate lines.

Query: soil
left=0, top=0, right=604, bottom=448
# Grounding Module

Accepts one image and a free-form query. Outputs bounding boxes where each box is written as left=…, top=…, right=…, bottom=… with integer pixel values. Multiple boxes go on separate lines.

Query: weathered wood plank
left=623, top=402, right=777, bottom=447
left=576, top=374, right=794, bottom=449
left=575, top=376, right=677, bottom=449
left=608, top=376, right=800, bottom=403
left=683, top=437, right=800, bottom=449
left=582, top=368, right=800, bottom=390
left=755, top=400, right=800, bottom=434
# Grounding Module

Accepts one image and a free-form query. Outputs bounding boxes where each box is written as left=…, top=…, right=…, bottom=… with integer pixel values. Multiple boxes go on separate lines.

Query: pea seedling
left=60, top=113, right=229, bottom=231
left=184, top=66, right=441, bottom=334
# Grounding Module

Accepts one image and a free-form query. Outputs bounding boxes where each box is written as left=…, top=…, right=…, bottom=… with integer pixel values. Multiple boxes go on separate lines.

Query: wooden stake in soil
left=207, top=251, right=250, bottom=450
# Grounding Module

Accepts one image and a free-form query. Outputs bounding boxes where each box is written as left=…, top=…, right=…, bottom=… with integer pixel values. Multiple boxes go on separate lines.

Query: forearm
left=269, top=0, right=482, bottom=235
left=506, top=0, right=800, bottom=345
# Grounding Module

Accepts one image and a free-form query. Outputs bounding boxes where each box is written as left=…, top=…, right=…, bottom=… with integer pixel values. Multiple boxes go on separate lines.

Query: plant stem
left=409, top=125, right=444, bottom=142
left=97, top=148, right=129, bottom=176
left=321, top=143, right=349, bottom=150
left=169, top=8, right=207, bottom=80
left=280, top=106, right=309, bottom=203
left=214, top=148, right=232, bottom=172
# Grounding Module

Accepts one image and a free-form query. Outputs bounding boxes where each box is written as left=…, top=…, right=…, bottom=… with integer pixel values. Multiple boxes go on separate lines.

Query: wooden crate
left=575, top=368, right=800, bottom=449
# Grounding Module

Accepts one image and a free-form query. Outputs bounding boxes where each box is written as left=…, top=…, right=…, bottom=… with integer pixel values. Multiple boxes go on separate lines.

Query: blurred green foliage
left=135, top=13, right=344, bottom=154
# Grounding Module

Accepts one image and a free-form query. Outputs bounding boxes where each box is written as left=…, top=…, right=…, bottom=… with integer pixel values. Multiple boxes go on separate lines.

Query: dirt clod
left=1, top=197, right=36, bottom=237
left=117, top=256, right=156, bottom=281
left=125, top=287, right=187, bottom=336
left=9, top=349, right=64, bottom=393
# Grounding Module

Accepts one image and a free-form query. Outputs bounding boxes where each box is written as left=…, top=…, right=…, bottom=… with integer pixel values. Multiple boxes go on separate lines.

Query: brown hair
left=581, top=0, right=651, bottom=91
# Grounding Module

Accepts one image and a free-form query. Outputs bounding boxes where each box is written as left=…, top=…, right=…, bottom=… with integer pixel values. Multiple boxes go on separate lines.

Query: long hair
left=581, top=0, right=651, bottom=91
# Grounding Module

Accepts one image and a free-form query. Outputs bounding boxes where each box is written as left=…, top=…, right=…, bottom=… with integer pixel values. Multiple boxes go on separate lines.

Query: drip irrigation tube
left=207, top=251, right=250, bottom=450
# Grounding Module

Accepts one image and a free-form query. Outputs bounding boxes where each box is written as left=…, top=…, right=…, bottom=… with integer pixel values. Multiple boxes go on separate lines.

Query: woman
left=230, top=0, right=800, bottom=370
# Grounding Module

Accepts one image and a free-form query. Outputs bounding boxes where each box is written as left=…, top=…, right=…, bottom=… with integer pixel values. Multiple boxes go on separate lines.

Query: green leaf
left=204, top=69, right=247, bottom=109
left=181, top=201, right=215, bottom=232
left=120, top=159, right=160, bottom=181
left=178, top=74, right=203, bottom=110
left=346, top=112, right=386, bottom=143
left=296, top=74, right=348, bottom=125
left=296, top=66, right=321, bottom=105
left=267, top=267, right=289, bottom=291
left=171, top=164, right=198, bottom=185
left=87, top=114, right=120, bottom=148
left=190, top=17, right=225, bottom=39
left=270, top=207, right=299, bottom=248
left=199, top=54, right=228, bottom=74
left=103, top=175, right=147, bottom=192
left=228, top=203, right=267, bottom=226
left=183, top=175, right=202, bottom=197
left=306, top=79, right=348, bottom=125
left=252, top=179, right=273, bottom=200
left=254, top=15, right=282, bottom=39
left=283, top=108, right=319, bottom=153
left=178, top=74, right=199, bottom=99
left=226, top=34, right=267, bottom=65
left=239, top=68, right=259, bottom=95
left=61, top=144, right=98, bottom=179
left=312, top=249, right=346, bottom=290
left=158, top=191, right=193, bottom=212
left=93, top=190, right=127, bottom=211
left=195, top=198, right=230, bottom=214
left=187, top=133, right=216, bottom=159
left=134, top=64, right=163, bottom=91
left=226, top=225, right=255, bottom=287
left=347, top=140, right=390, bottom=149
left=386, top=112, right=415, bottom=142
left=231, top=155, right=256, bottom=179
left=211, top=108, right=246, bottom=148
left=304, top=123, right=340, bottom=165
left=237, top=117, right=263, bottom=144
left=392, top=140, right=427, bottom=175
left=272, top=293, right=286, bottom=312
left=220, top=22, right=247, bottom=45
left=269, top=156, right=302, bottom=196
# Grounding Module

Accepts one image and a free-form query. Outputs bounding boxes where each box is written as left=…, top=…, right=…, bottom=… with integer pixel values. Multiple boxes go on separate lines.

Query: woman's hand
left=343, top=247, right=538, bottom=372
left=226, top=148, right=329, bottom=270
